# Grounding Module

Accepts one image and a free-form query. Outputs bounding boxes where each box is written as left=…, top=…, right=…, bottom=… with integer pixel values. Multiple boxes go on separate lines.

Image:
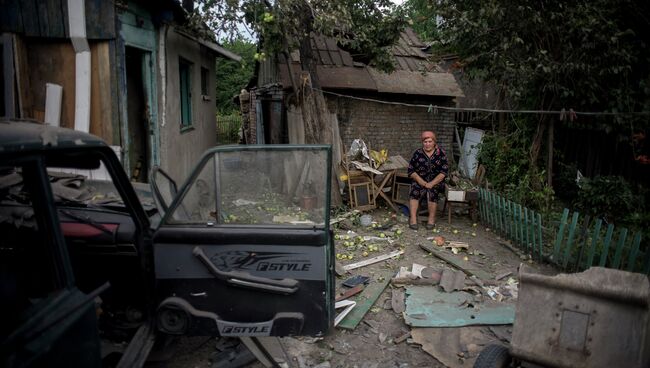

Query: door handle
left=193, top=246, right=299, bottom=295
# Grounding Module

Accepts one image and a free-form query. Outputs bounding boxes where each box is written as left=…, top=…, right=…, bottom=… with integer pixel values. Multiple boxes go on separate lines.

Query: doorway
left=125, top=46, right=150, bottom=182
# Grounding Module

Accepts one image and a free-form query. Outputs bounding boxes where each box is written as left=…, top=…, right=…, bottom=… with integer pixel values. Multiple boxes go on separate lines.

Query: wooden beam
left=337, top=270, right=392, bottom=330
left=419, top=243, right=491, bottom=281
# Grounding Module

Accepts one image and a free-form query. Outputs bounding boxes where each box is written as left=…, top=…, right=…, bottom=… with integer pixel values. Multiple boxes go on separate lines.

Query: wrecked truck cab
left=0, top=120, right=335, bottom=366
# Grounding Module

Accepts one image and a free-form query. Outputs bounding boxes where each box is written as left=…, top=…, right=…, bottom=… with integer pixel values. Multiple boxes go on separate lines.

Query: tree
left=430, top=0, right=650, bottom=192
left=196, top=0, right=407, bottom=205
left=215, top=38, right=256, bottom=114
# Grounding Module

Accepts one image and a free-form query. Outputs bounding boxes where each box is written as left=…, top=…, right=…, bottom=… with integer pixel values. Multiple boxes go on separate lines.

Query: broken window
left=167, top=148, right=329, bottom=227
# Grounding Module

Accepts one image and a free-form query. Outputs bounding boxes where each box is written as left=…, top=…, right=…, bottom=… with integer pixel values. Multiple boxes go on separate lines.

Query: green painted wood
left=404, top=287, right=515, bottom=327
left=486, top=190, right=493, bottom=228
left=518, top=204, right=525, bottom=249
left=585, top=219, right=602, bottom=269
left=419, top=243, right=492, bottom=281
left=626, top=233, right=642, bottom=272
left=553, top=209, right=570, bottom=262
left=598, top=225, right=615, bottom=267
left=561, top=212, right=580, bottom=269
left=337, top=269, right=393, bottom=330
left=643, top=249, right=650, bottom=275
left=480, top=189, right=488, bottom=226
left=530, top=210, right=536, bottom=257
left=523, top=207, right=535, bottom=253
left=574, top=215, right=592, bottom=272
left=611, top=228, right=629, bottom=269
left=536, top=213, right=543, bottom=260
left=496, top=196, right=505, bottom=234
left=612, top=228, right=627, bottom=269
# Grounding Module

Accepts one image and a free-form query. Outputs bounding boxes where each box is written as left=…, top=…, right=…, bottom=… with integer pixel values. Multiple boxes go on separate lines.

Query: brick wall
left=330, top=96, right=456, bottom=162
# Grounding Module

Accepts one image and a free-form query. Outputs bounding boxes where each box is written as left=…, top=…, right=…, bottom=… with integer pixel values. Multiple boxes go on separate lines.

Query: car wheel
left=473, top=344, right=511, bottom=368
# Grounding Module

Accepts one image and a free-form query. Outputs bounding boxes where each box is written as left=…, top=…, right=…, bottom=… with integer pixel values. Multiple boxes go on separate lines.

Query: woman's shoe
left=409, top=223, right=419, bottom=230
left=426, top=223, right=436, bottom=230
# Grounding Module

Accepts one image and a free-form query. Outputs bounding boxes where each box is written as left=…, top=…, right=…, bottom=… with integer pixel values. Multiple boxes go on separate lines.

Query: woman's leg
left=409, top=198, right=419, bottom=225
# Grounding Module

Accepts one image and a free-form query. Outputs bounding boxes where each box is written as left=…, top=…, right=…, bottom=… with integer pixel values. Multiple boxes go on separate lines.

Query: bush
left=573, top=175, right=639, bottom=225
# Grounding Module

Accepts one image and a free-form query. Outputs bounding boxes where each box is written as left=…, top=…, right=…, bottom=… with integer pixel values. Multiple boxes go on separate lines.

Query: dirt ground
left=165, top=205, right=557, bottom=368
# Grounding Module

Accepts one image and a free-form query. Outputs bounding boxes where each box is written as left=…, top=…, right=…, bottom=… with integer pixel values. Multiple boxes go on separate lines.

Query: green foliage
left=477, top=126, right=553, bottom=209
left=433, top=0, right=650, bottom=119
left=198, top=0, right=407, bottom=73
left=402, top=0, right=440, bottom=43
left=215, top=38, right=256, bottom=114
left=573, top=176, right=640, bottom=225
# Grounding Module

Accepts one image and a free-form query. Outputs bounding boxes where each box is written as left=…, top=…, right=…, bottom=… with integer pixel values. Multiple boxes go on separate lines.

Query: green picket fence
left=478, top=189, right=647, bottom=274
left=478, top=188, right=544, bottom=261
left=552, top=209, right=647, bottom=273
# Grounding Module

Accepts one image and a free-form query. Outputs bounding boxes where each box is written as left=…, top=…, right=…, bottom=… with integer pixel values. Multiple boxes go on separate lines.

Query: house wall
left=329, top=96, right=456, bottom=162
left=160, top=28, right=217, bottom=183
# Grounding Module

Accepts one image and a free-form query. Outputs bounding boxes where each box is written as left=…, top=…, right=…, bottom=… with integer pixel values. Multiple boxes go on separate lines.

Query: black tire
left=473, top=344, right=511, bottom=368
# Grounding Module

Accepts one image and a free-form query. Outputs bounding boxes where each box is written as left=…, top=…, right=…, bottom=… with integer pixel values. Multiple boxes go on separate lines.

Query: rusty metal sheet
left=510, top=265, right=650, bottom=368
left=368, top=68, right=464, bottom=97
left=404, top=286, right=515, bottom=327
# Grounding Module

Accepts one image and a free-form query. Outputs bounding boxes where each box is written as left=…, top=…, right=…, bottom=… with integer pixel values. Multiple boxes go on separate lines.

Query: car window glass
left=167, top=148, right=329, bottom=227
left=0, top=165, right=61, bottom=336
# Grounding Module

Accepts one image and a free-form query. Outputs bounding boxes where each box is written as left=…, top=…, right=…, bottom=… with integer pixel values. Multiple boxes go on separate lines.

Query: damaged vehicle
left=0, top=119, right=334, bottom=367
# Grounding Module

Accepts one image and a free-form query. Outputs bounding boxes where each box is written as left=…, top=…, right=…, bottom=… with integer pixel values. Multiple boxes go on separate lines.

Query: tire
left=473, top=344, right=511, bottom=368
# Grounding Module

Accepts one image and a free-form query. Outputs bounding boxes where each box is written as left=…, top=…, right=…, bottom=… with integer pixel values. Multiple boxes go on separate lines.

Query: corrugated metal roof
left=276, top=29, right=462, bottom=97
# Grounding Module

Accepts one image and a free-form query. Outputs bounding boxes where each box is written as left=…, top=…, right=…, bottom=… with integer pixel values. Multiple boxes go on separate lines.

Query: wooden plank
left=90, top=42, right=114, bottom=144
left=518, top=205, right=525, bottom=250
left=626, top=233, right=642, bottom=272
left=562, top=212, right=580, bottom=269
left=553, top=209, right=570, bottom=263
left=598, top=224, right=615, bottom=267
left=419, top=243, right=491, bottom=280
left=43, top=0, right=66, bottom=38
left=342, top=250, right=404, bottom=271
left=529, top=209, right=536, bottom=257
left=574, top=214, right=591, bottom=271
left=20, top=0, right=41, bottom=37
left=611, top=228, right=628, bottom=269
left=84, top=0, right=116, bottom=39
left=337, top=270, right=392, bottom=330
left=0, top=0, right=24, bottom=33
left=536, top=212, right=543, bottom=261
left=523, top=207, right=535, bottom=253
left=585, top=219, right=602, bottom=269
left=336, top=284, right=365, bottom=302
left=643, top=249, right=650, bottom=275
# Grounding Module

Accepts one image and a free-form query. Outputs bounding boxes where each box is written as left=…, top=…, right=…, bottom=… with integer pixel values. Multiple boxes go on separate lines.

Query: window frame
left=179, top=57, right=193, bottom=130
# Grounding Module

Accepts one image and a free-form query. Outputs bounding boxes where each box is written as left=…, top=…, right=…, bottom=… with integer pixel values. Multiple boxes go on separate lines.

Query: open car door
left=151, top=145, right=334, bottom=337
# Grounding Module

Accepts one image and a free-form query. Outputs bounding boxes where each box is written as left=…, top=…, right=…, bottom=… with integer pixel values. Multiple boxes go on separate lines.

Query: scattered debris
left=440, top=269, right=467, bottom=292
left=337, top=270, right=393, bottom=330
left=394, top=331, right=411, bottom=344
left=342, top=275, right=370, bottom=288
left=342, top=250, right=404, bottom=271
left=391, top=289, right=405, bottom=313
left=334, top=300, right=356, bottom=327
left=335, top=284, right=365, bottom=302
left=419, top=243, right=491, bottom=280
left=495, top=271, right=513, bottom=281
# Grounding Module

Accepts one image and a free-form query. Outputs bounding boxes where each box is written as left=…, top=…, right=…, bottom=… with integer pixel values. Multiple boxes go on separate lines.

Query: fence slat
left=537, top=213, right=543, bottom=260
left=523, top=207, right=530, bottom=253
left=611, top=228, right=628, bottom=269
left=585, top=219, right=602, bottom=269
left=518, top=204, right=524, bottom=249
left=626, top=233, right=642, bottom=272
left=562, top=212, right=580, bottom=269
left=553, top=209, right=570, bottom=262
left=598, top=225, right=615, bottom=267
